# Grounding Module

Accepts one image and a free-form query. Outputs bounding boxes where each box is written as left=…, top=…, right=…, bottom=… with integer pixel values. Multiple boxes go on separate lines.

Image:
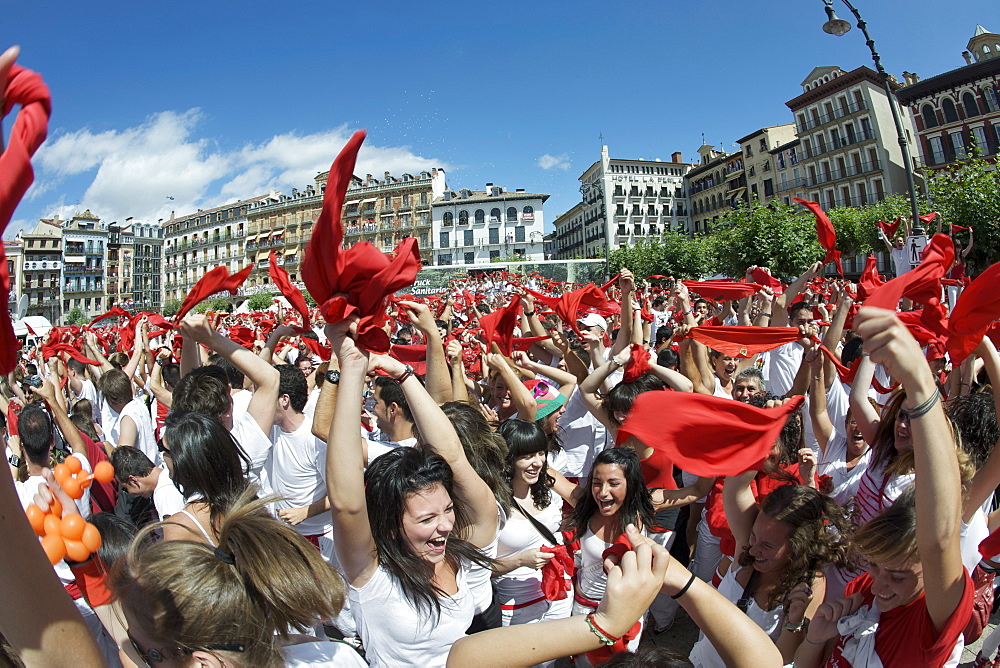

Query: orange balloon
left=41, top=534, right=66, bottom=565
left=43, top=513, right=62, bottom=538
left=64, top=539, right=90, bottom=563
left=26, top=504, right=45, bottom=536
left=61, top=514, right=86, bottom=541
left=65, top=456, right=82, bottom=474
left=49, top=495, right=62, bottom=518
left=81, top=523, right=102, bottom=553
left=93, top=461, right=115, bottom=484
left=53, top=463, right=70, bottom=484
left=62, top=476, right=82, bottom=500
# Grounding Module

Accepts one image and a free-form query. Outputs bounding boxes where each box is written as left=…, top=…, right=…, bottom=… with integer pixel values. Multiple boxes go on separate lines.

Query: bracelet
left=394, top=364, right=414, bottom=384
left=609, top=358, right=624, bottom=369
left=899, top=390, right=940, bottom=421
left=524, top=311, right=536, bottom=317
left=671, top=572, right=697, bottom=600
left=784, top=617, right=809, bottom=633
left=759, top=313, right=772, bottom=319
left=585, top=614, right=619, bottom=646
left=812, top=376, right=822, bottom=381
left=804, top=636, right=827, bottom=645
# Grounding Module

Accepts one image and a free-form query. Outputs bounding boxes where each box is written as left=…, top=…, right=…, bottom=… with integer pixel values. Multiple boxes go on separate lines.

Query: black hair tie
left=214, top=547, right=236, bottom=565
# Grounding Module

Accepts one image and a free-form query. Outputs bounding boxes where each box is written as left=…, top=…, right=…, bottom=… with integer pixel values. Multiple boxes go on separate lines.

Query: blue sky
left=4, top=0, right=995, bottom=239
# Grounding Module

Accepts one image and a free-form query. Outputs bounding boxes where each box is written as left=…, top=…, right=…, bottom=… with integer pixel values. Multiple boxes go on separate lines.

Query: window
left=522, top=206, right=534, bottom=219
left=420, top=192, right=428, bottom=205
left=506, top=207, right=517, bottom=223
left=921, top=104, right=938, bottom=128
left=614, top=185, right=624, bottom=196
left=514, top=248, right=525, bottom=257
left=972, top=126, right=988, bottom=156
left=942, top=98, right=959, bottom=123
left=490, top=208, right=501, bottom=223
left=759, top=138, right=767, bottom=151
left=443, top=212, right=453, bottom=226
left=515, top=226, right=525, bottom=242
left=439, top=254, right=452, bottom=265
left=439, top=231, right=450, bottom=248
left=464, top=230, right=474, bottom=246
left=489, top=228, right=499, bottom=244
left=464, top=252, right=474, bottom=265
left=402, top=194, right=410, bottom=207
left=384, top=195, right=392, bottom=207
left=763, top=179, right=774, bottom=197
left=776, top=152, right=786, bottom=169
left=950, top=131, right=966, bottom=158
left=860, top=117, right=873, bottom=139
left=474, top=209, right=485, bottom=224
left=986, top=88, right=999, bottom=113
left=458, top=210, right=469, bottom=225
left=489, top=250, right=500, bottom=261
left=963, top=92, right=980, bottom=118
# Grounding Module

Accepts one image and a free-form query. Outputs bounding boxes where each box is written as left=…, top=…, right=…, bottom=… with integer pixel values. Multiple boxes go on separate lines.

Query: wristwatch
left=324, top=369, right=341, bottom=385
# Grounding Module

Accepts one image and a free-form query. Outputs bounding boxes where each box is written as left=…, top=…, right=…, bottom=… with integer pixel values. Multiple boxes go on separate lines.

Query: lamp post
left=821, top=0, right=924, bottom=233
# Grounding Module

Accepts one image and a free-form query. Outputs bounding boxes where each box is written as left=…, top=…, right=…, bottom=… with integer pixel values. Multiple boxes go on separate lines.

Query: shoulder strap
left=736, top=568, right=760, bottom=614
left=512, top=498, right=559, bottom=546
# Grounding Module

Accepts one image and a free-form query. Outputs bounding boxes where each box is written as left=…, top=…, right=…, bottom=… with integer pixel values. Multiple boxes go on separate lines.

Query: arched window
left=962, top=92, right=980, bottom=118
left=506, top=207, right=517, bottom=222
left=474, top=209, right=485, bottom=224
left=490, top=208, right=501, bottom=222
left=443, top=212, right=453, bottom=226
left=458, top=210, right=469, bottom=225
left=921, top=104, right=938, bottom=128
left=942, top=98, right=959, bottom=123
left=522, top=205, right=533, bottom=218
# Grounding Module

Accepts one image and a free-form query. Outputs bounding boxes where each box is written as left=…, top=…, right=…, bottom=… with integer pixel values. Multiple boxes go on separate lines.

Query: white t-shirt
left=152, top=469, right=187, bottom=520
left=267, top=416, right=331, bottom=536
left=231, top=389, right=252, bottom=423
left=818, top=432, right=872, bottom=509
left=494, top=492, right=563, bottom=605
left=231, top=411, right=274, bottom=488
left=115, top=397, right=158, bottom=467
left=281, top=640, right=367, bottom=667
left=764, top=341, right=802, bottom=397
left=350, top=562, right=476, bottom=668
left=557, top=388, right=607, bottom=480
left=71, top=377, right=100, bottom=423
left=890, top=246, right=910, bottom=277
left=364, top=436, right=417, bottom=467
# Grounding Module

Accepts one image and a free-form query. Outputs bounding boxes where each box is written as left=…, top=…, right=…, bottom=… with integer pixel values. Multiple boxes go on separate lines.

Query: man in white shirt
left=100, top=369, right=158, bottom=467
left=66, top=358, right=100, bottom=423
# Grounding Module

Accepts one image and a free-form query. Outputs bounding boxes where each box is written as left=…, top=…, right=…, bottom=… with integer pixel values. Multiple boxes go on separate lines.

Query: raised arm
left=180, top=314, right=280, bottom=435
left=444, top=340, right=471, bottom=404
left=773, top=262, right=823, bottom=328
left=399, top=300, right=452, bottom=405
left=258, top=324, right=297, bottom=365
left=324, top=320, right=378, bottom=586
left=855, top=307, right=964, bottom=633
left=511, top=351, right=577, bottom=399
left=486, top=353, right=536, bottom=422
left=722, top=470, right=758, bottom=558
left=807, top=353, right=834, bottom=454
left=579, top=348, right=629, bottom=433
left=31, top=379, right=86, bottom=459
left=962, top=338, right=1000, bottom=521
left=848, top=354, right=880, bottom=444
left=373, top=354, right=498, bottom=548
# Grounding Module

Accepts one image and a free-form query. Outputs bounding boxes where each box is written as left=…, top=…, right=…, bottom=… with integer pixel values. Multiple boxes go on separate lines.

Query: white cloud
left=538, top=153, right=571, bottom=171
left=32, top=111, right=452, bottom=226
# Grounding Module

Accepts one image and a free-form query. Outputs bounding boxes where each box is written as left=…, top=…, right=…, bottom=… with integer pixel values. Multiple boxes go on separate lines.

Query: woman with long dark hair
left=570, top=447, right=656, bottom=663
left=159, top=411, right=251, bottom=545
left=325, top=319, right=498, bottom=667
left=492, top=419, right=575, bottom=635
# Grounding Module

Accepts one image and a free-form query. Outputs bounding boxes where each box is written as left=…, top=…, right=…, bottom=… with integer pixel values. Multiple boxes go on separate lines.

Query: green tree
left=247, top=292, right=277, bottom=311
left=925, top=156, right=1000, bottom=274
left=65, top=307, right=86, bottom=325
left=302, top=290, right=317, bottom=308
left=609, top=232, right=716, bottom=280
left=711, top=202, right=822, bottom=281
left=161, top=300, right=182, bottom=317
left=827, top=195, right=913, bottom=258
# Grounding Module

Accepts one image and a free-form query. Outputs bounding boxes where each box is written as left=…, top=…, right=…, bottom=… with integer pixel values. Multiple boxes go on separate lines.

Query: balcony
left=804, top=159, right=882, bottom=187
left=798, top=99, right=869, bottom=133
left=803, top=127, right=875, bottom=159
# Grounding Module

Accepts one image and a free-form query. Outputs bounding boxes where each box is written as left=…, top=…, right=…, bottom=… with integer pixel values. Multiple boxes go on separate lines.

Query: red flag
left=551, top=284, right=608, bottom=335
left=389, top=343, right=427, bottom=375
left=950, top=224, right=970, bottom=233
left=794, top=198, right=842, bottom=277
left=268, top=251, right=311, bottom=333
left=684, top=280, right=762, bottom=302
left=478, top=295, right=523, bottom=357
left=599, top=273, right=620, bottom=293
left=617, top=391, right=805, bottom=477
left=89, top=305, right=131, bottom=326
left=689, top=326, right=801, bottom=359
left=300, top=131, right=421, bottom=355
left=749, top=268, right=784, bottom=295
left=174, top=265, right=253, bottom=324
left=538, top=544, right=574, bottom=601
left=865, top=234, right=954, bottom=313
left=856, top=254, right=884, bottom=300
left=944, top=261, right=1000, bottom=365
left=877, top=217, right=902, bottom=238
left=0, top=64, right=52, bottom=374
left=301, top=336, right=332, bottom=362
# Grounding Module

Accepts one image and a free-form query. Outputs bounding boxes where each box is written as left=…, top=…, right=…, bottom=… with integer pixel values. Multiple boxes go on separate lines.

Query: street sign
left=906, top=235, right=928, bottom=270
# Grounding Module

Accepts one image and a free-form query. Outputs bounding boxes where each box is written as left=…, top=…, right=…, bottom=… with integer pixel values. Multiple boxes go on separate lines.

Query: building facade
left=127, top=221, right=164, bottom=312
left=61, top=211, right=108, bottom=321
left=786, top=65, right=920, bottom=211
left=5, top=240, right=23, bottom=312
left=163, top=199, right=260, bottom=304
left=687, top=144, right=734, bottom=235
left=18, top=220, right=62, bottom=323
left=772, top=138, right=807, bottom=204
left=896, top=25, right=1000, bottom=169
left=736, top=124, right=799, bottom=205
left=431, top=185, right=547, bottom=265
left=550, top=202, right=587, bottom=259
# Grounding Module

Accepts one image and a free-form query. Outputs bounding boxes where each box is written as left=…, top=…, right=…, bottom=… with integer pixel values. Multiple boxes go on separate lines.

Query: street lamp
left=820, top=0, right=924, bottom=233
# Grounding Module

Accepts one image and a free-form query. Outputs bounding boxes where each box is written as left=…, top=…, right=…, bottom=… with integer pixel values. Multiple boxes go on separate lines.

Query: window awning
left=258, top=231, right=272, bottom=239
left=283, top=249, right=297, bottom=256
left=245, top=234, right=258, bottom=243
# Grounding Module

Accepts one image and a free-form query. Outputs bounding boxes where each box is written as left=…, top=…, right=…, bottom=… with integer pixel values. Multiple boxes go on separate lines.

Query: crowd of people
left=2, top=44, right=998, bottom=668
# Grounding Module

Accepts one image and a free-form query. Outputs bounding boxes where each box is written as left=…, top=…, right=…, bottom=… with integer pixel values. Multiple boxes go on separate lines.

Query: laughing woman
left=794, top=307, right=974, bottom=667
left=325, top=319, right=498, bottom=668
left=570, top=447, right=656, bottom=665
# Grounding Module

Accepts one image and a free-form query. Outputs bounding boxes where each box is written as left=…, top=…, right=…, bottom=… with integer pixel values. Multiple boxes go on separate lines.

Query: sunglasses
left=128, top=633, right=244, bottom=666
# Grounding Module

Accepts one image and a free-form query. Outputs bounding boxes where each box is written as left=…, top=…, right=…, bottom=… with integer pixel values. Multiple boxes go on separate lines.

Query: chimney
left=963, top=51, right=973, bottom=65
left=672, top=152, right=683, bottom=163
left=366, top=174, right=372, bottom=181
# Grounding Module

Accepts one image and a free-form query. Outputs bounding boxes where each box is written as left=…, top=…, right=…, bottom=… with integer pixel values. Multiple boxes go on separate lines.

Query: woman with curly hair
left=686, top=477, right=851, bottom=667
left=491, top=419, right=577, bottom=636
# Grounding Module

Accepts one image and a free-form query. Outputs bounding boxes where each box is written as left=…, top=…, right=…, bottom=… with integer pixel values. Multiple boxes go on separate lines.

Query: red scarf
left=794, top=198, right=843, bottom=276
left=689, top=326, right=801, bottom=358
left=268, top=251, right=311, bottom=333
